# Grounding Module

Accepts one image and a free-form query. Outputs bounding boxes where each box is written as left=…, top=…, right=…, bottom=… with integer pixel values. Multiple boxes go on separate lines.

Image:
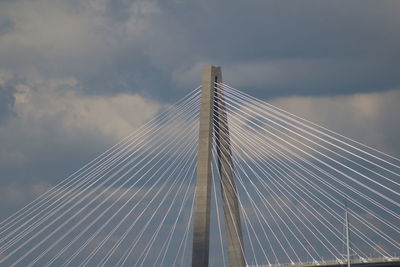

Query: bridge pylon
left=192, top=66, right=246, bottom=267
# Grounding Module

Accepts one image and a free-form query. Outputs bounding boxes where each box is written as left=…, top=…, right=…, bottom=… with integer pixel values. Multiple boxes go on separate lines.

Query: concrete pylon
left=213, top=70, right=246, bottom=267
left=192, top=66, right=245, bottom=267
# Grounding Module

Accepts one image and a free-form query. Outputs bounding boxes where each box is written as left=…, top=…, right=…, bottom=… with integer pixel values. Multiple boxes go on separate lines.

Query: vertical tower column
left=192, top=65, right=245, bottom=267
left=214, top=74, right=246, bottom=267
left=192, top=66, right=218, bottom=267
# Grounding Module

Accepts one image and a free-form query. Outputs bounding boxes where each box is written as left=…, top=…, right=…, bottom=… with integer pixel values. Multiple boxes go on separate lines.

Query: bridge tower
left=192, top=66, right=246, bottom=267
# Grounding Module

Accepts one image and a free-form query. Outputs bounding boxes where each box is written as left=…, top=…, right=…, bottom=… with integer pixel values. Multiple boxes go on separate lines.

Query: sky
left=0, top=0, right=399, bottom=263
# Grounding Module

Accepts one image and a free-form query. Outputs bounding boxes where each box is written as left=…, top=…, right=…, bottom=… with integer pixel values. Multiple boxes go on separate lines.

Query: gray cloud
left=0, top=85, right=15, bottom=123
left=270, top=89, right=400, bottom=156
left=0, top=0, right=399, bottom=101
left=0, top=73, right=16, bottom=123
left=0, top=74, right=162, bottom=189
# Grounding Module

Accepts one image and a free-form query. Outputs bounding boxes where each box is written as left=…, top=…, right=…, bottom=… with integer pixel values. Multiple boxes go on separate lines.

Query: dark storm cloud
left=159, top=0, right=400, bottom=98
left=1, top=0, right=399, bottom=102
left=126, top=0, right=400, bottom=99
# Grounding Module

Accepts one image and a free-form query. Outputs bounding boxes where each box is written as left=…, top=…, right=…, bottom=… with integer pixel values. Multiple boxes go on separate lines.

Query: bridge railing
left=247, top=256, right=400, bottom=267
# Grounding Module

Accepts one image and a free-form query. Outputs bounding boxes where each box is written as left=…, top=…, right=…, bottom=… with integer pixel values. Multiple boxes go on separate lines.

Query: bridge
left=0, top=66, right=399, bottom=266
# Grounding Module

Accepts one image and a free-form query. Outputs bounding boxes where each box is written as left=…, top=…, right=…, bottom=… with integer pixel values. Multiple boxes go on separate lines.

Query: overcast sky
left=0, top=0, right=399, bottom=248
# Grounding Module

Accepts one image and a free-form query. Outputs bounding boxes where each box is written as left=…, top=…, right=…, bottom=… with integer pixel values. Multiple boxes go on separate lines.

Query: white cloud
left=0, top=0, right=105, bottom=59
left=225, top=88, right=400, bottom=164
left=0, top=0, right=161, bottom=79
left=270, top=89, right=400, bottom=156
left=0, top=74, right=162, bottom=165
left=16, top=81, right=161, bottom=140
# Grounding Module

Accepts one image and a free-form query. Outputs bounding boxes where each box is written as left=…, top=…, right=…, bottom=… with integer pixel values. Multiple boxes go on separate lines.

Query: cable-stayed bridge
left=0, top=66, right=399, bottom=267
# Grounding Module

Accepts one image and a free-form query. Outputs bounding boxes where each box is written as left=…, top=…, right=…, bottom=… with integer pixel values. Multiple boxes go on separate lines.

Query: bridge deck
left=301, top=260, right=400, bottom=267
left=249, top=259, right=400, bottom=267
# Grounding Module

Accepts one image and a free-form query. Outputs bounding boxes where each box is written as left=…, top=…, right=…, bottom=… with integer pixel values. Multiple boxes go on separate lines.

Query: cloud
left=270, top=89, right=400, bottom=156
left=0, top=71, right=16, bottom=123
left=0, top=182, right=51, bottom=208
left=13, top=77, right=161, bottom=141
left=223, top=88, right=400, bottom=166
left=168, top=1, right=400, bottom=98
left=0, top=0, right=162, bottom=96
left=1, top=0, right=400, bottom=101
left=222, top=58, right=400, bottom=97
left=0, top=73, right=162, bottom=191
